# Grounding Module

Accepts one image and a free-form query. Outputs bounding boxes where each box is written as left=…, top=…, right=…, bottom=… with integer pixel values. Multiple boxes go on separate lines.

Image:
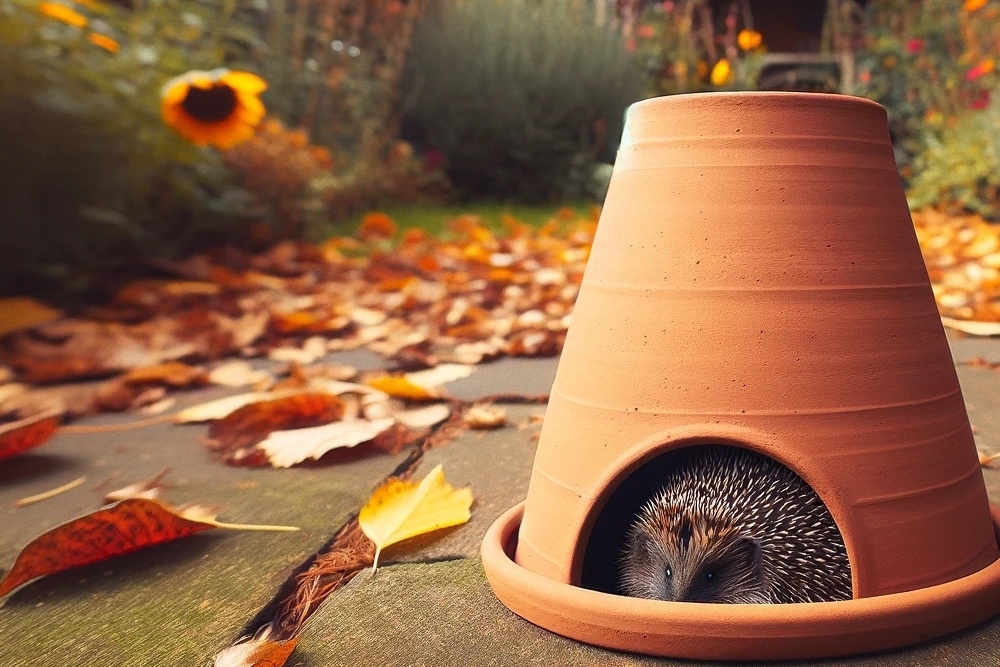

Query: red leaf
left=208, top=392, right=346, bottom=453
left=0, top=411, right=60, bottom=460
left=0, top=498, right=217, bottom=597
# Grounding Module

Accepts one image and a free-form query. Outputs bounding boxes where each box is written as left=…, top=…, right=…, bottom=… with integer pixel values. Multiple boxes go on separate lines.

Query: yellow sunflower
left=160, top=69, right=267, bottom=149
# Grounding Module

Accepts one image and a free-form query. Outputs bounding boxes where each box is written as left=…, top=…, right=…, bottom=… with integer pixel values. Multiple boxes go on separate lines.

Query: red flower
left=906, top=38, right=924, bottom=54
left=638, top=25, right=655, bottom=39
left=970, top=90, right=991, bottom=110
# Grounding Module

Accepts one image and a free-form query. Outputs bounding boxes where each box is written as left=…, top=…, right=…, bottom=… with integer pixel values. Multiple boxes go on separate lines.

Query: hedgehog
left=618, top=445, right=852, bottom=604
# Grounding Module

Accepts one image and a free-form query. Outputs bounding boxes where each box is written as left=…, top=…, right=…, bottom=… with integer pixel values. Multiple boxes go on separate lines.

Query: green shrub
left=401, top=0, right=643, bottom=202
left=906, top=100, right=1000, bottom=218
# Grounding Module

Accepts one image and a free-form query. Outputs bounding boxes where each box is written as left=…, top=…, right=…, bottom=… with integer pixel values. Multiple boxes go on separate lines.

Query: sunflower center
left=181, top=83, right=238, bottom=123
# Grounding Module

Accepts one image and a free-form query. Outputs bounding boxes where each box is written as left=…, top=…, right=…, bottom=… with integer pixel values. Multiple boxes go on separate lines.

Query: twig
left=207, top=520, right=301, bottom=532
left=16, top=476, right=86, bottom=507
left=58, top=414, right=173, bottom=434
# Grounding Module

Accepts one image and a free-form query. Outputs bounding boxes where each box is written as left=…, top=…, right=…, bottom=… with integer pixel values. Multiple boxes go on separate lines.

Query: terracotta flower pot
left=480, top=91, right=1000, bottom=660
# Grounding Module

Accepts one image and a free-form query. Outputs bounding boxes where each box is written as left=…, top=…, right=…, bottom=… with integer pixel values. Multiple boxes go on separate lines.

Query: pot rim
left=481, top=502, right=1000, bottom=660
left=628, top=89, right=886, bottom=109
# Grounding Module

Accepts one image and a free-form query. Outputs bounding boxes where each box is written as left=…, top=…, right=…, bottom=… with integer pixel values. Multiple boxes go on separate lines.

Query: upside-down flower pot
left=480, top=92, right=1000, bottom=660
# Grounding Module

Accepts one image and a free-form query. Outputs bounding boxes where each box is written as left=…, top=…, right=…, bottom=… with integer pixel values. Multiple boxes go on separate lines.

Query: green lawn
left=336, top=200, right=599, bottom=238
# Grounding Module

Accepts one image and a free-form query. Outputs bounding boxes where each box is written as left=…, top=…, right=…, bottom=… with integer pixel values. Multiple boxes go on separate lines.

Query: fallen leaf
left=395, top=403, right=452, bottom=430
left=0, top=297, right=63, bottom=337
left=980, top=451, right=1000, bottom=468
left=208, top=393, right=346, bottom=452
left=213, top=635, right=298, bottom=667
left=463, top=404, right=507, bottom=429
left=358, top=464, right=472, bottom=570
left=0, top=410, right=61, bottom=459
left=123, top=361, right=208, bottom=387
left=174, top=391, right=302, bottom=423
left=255, top=418, right=396, bottom=468
left=941, top=317, right=1000, bottom=336
left=0, top=381, right=30, bottom=411
left=104, top=468, right=171, bottom=503
left=267, top=336, right=329, bottom=364
left=208, top=360, right=273, bottom=388
left=404, top=363, right=476, bottom=388
left=139, top=397, right=177, bottom=415
left=364, top=375, right=438, bottom=400
left=0, top=498, right=298, bottom=597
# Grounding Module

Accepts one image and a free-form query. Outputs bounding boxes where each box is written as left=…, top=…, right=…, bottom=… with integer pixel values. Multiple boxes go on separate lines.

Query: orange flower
left=964, top=0, right=987, bottom=10
left=87, top=31, right=119, bottom=52
left=160, top=69, right=267, bottom=149
left=357, top=212, right=397, bottom=241
left=737, top=29, right=763, bottom=51
left=710, top=58, right=732, bottom=86
left=38, top=1, right=87, bottom=27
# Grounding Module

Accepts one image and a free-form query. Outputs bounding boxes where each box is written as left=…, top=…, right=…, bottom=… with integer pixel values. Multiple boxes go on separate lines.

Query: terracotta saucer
left=482, top=502, right=1000, bottom=660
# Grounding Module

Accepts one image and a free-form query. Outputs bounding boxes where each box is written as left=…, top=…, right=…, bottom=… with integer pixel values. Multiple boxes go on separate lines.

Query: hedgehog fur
left=619, top=445, right=852, bottom=604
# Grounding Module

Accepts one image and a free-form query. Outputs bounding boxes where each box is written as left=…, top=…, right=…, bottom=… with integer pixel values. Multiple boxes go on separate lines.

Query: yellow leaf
left=364, top=375, right=437, bottom=400
left=358, top=464, right=472, bottom=570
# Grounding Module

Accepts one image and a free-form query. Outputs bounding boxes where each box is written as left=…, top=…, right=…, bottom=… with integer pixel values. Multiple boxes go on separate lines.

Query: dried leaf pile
left=0, top=211, right=594, bottom=391
left=914, top=209, right=1000, bottom=325
left=4, top=207, right=1000, bottom=425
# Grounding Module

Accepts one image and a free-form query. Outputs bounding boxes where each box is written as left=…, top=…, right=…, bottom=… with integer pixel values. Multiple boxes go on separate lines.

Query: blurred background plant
left=627, top=0, right=766, bottom=96
left=399, top=0, right=643, bottom=203
left=5, top=0, right=1000, bottom=302
left=0, top=0, right=433, bottom=300
left=850, top=0, right=1000, bottom=217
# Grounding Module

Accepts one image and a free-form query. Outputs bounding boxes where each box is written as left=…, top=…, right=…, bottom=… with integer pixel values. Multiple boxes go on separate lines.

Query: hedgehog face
left=620, top=507, right=768, bottom=603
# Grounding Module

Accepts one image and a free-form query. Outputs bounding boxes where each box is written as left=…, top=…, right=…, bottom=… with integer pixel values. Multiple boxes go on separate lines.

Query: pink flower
left=626, top=38, right=636, bottom=52
left=906, top=38, right=924, bottom=54
left=967, top=58, right=995, bottom=81
left=638, top=25, right=655, bottom=39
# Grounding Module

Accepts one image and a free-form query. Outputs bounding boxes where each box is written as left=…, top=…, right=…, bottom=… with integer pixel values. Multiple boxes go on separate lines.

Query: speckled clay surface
left=481, top=91, right=1000, bottom=659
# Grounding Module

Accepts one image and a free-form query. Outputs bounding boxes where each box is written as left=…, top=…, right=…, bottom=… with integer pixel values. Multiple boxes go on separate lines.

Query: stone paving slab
left=299, top=556, right=1000, bottom=667
left=3, top=335, right=1000, bottom=666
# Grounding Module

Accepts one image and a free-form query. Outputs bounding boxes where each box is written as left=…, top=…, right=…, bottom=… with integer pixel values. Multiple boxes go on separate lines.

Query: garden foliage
left=401, top=0, right=643, bottom=202
left=906, top=102, right=1000, bottom=217
left=629, top=0, right=765, bottom=97
left=0, top=0, right=427, bottom=298
left=851, top=0, right=1000, bottom=216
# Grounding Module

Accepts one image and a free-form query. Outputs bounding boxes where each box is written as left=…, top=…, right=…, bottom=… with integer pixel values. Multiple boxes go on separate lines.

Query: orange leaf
left=123, top=361, right=208, bottom=387
left=0, top=297, right=62, bottom=337
left=0, top=410, right=61, bottom=460
left=0, top=498, right=218, bottom=597
left=357, top=212, right=397, bottom=241
left=208, top=392, right=346, bottom=453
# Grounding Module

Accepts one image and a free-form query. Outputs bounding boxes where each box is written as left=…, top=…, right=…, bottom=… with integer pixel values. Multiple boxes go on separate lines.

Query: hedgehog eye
left=665, top=566, right=672, bottom=579
left=705, top=571, right=715, bottom=582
